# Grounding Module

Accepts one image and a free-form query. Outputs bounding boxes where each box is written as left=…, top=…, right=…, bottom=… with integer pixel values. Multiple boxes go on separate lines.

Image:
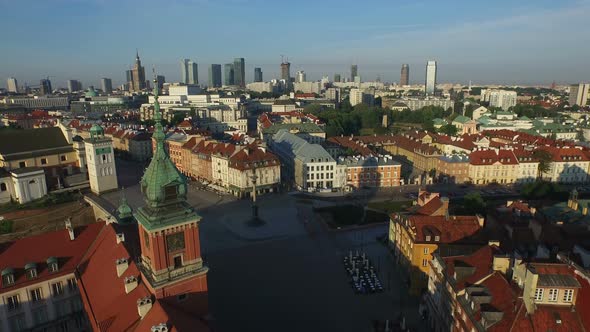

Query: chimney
left=476, top=214, right=485, bottom=227
left=116, top=258, right=129, bottom=277
left=124, top=275, right=138, bottom=294
left=137, top=296, right=153, bottom=319
left=440, top=197, right=450, bottom=215
left=65, top=218, right=75, bottom=240
left=116, top=233, right=125, bottom=244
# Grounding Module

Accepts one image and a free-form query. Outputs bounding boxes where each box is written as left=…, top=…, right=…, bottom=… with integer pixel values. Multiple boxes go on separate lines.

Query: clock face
left=166, top=232, right=185, bottom=252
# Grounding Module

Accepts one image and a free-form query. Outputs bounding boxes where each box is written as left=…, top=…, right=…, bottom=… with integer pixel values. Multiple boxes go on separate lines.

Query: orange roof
left=0, top=222, right=104, bottom=292
left=398, top=214, right=482, bottom=243
left=469, top=149, right=518, bottom=165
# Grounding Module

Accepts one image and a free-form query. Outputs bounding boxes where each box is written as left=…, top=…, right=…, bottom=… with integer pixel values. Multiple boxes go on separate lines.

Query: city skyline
left=1, top=0, right=589, bottom=88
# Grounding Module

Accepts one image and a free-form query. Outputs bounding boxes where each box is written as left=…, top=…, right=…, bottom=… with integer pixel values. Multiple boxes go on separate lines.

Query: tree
left=463, top=192, right=486, bottom=215
left=532, top=149, right=552, bottom=180
left=439, top=124, right=458, bottom=136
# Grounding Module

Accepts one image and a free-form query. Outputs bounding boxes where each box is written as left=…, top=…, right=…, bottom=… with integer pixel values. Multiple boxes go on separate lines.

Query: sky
left=1, top=0, right=589, bottom=89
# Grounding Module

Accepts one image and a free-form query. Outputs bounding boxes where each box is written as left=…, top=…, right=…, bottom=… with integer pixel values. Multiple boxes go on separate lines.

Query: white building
left=296, top=71, right=306, bottom=83
left=85, top=125, right=118, bottom=195
left=326, top=88, right=341, bottom=102
left=350, top=89, right=363, bottom=106
left=168, top=83, right=201, bottom=96
left=425, top=60, right=437, bottom=95
left=293, top=82, right=321, bottom=95
left=6, top=77, right=18, bottom=93
left=246, top=82, right=276, bottom=93
left=569, top=83, right=589, bottom=106
left=481, top=89, right=517, bottom=110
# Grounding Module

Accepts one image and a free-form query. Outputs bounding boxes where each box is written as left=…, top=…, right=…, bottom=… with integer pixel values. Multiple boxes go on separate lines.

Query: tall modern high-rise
left=156, top=75, right=165, bottom=89
left=67, top=79, right=82, bottom=93
left=208, top=64, right=222, bottom=88
left=400, top=64, right=410, bottom=86
left=233, top=58, right=245, bottom=87
left=569, top=83, right=590, bottom=106
left=180, top=59, right=189, bottom=84
left=125, top=70, right=132, bottom=84
left=101, top=78, right=113, bottom=93
left=351, top=65, right=358, bottom=81
left=334, top=74, right=341, bottom=83
left=295, top=70, right=306, bottom=83
left=254, top=67, right=263, bottom=82
left=130, top=51, right=146, bottom=92
left=224, top=63, right=235, bottom=86
left=40, top=79, right=52, bottom=95
left=188, top=61, right=198, bottom=85
left=425, top=61, right=437, bottom=95
left=6, top=77, right=18, bottom=93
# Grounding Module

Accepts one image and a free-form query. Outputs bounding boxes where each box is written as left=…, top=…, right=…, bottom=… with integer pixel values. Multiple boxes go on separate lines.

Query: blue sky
left=1, top=0, right=589, bottom=88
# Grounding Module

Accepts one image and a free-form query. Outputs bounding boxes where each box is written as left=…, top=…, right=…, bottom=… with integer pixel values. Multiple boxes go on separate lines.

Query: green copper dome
left=89, top=124, right=104, bottom=139
left=117, top=195, right=133, bottom=223
left=85, top=87, right=98, bottom=98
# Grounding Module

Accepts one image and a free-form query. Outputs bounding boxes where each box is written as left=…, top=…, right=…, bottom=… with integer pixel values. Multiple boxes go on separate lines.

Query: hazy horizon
left=1, top=0, right=589, bottom=89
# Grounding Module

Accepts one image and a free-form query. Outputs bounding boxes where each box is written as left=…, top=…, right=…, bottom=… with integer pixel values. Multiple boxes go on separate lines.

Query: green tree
left=463, top=192, right=486, bottom=215
left=439, top=124, right=458, bottom=136
left=532, top=150, right=552, bottom=180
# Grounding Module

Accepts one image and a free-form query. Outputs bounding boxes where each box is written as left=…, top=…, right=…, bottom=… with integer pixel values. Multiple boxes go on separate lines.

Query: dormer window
left=47, top=257, right=58, bottom=273
left=425, top=235, right=431, bottom=242
left=2, top=268, right=15, bottom=286
left=164, top=185, right=177, bottom=200
left=435, top=235, right=440, bottom=241
left=25, top=263, right=37, bottom=280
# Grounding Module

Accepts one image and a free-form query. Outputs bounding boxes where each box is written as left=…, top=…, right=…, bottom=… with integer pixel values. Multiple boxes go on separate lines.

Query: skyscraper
left=295, top=70, right=306, bottom=83
left=569, top=83, right=590, bottom=106
left=254, top=67, right=263, bottom=82
left=224, top=63, right=235, bottom=86
left=188, top=61, right=198, bottom=85
left=40, top=79, right=52, bottom=95
left=156, top=75, right=165, bottom=89
left=208, top=64, right=222, bottom=88
left=101, top=78, right=113, bottom=93
left=233, top=58, right=245, bottom=87
left=6, top=77, right=18, bottom=93
left=351, top=65, right=358, bottom=81
left=180, top=59, right=189, bottom=84
left=130, top=51, right=146, bottom=92
left=400, top=64, right=409, bottom=86
left=425, top=61, right=437, bottom=95
left=67, top=79, right=82, bottom=93
left=334, top=74, right=341, bottom=83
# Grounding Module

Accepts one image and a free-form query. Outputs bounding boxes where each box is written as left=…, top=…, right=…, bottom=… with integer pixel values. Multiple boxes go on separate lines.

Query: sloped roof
left=0, top=127, right=72, bottom=156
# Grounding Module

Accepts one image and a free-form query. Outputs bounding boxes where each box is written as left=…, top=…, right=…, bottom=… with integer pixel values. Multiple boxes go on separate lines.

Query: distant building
left=156, top=75, right=165, bottom=89
left=400, top=64, right=409, bottom=85
left=481, top=89, right=517, bottom=110
left=84, top=124, right=118, bottom=194
left=339, top=155, right=401, bottom=188
left=224, top=63, right=235, bottom=86
left=6, top=77, right=18, bottom=93
left=254, top=67, right=263, bottom=82
left=129, top=51, right=146, bottom=92
left=67, top=80, right=82, bottom=93
left=100, top=78, right=112, bottom=94
left=326, top=88, right=341, bottom=103
left=397, top=98, right=454, bottom=111
left=569, top=83, right=590, bottom=106
left=233, top=58, right=245, bottom=87
left=181, top=59, right=198, bottom=84
left=350, top=88, right=374, bottom=107
left=5, top=96, right=69, bottom=110
left=281, top=61, right=291, bottom=90
left=334, top=74, right=341, bottom=83
left=40, top=79, right=52, bottom=95
left=208, top=64, right=222, bottom=88
left=295, top=70, right=306, bottom=83
left=351, top=65, right=358, bottom=81
left=425, top=60, right=437, bottom=95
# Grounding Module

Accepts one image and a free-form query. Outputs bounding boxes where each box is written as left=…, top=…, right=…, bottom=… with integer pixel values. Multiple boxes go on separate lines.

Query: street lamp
left=248, top=165, right=265, bottom=226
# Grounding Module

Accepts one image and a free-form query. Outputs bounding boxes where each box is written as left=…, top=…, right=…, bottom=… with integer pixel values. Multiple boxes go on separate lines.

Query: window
left=30, top=288, right=43, bottom=302
left=52, top=282, right=64, bottom=296
left=534, top=288, right=544, bottom=301
left=423, top=248, right=429, bottom=255
left=6, top=294, right=19, bottom=310
left=548, top=288, right=558, bottom=302
left=32, top=306, right=48, bottom=325
left=144, top=230, right=150, bottom=249
left=48, top=263, right=58, bottom=273
left=422, top=259, right=428, bottom=267
left=19, top=161, right=26, bottom=168
left=0, top=183, right=6, bottom=191
left=434, top=235, right=440, bottom=242
left=60, top=155, right=67, bottom=161
left=425, top=235, right=431, bottom=242
left=3, top=273, right=14, bottom=286
left=8, top=313, right=25, bottom=331
left=174, top=256, right=183, bottom=269
left=67, top=278, right=77, bottom=291
left=563, top=289, right=574, bottom=303
left=167, top=232, right=185, bottom=252
left=177, top=293, right=188, bottom=302
left=41, top=158, right=47, bottom=165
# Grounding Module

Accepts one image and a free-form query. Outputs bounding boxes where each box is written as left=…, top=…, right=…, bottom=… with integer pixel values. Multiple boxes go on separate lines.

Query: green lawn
left=367, top=200, right=413, bottom=214
left=0, top=192, right=80, bottom=214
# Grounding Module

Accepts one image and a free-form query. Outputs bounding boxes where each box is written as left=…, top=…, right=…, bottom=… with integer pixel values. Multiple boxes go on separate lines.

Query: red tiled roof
left=416, top=196, right=446, bottom=216
left=443, top=245, right=499, bottom=291
left=0, top=222, right=104, bottom=292
left=511, top=305, right=585, bottom=332
left=400, top=214, right=482, bottom=243
left=228, top=146, right=280, bottom=171
left=469, top=149, right=518, bottom=165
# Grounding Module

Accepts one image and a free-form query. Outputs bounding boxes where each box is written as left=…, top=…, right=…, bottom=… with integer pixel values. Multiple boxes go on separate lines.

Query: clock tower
left=85, top=124, right=118, bottom=194
left=134, top=78, right=208, bottom=315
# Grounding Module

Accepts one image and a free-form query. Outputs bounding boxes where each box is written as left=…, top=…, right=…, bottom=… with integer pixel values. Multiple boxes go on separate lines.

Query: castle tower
left=134, top=77, right=209, bottom=315
left=85, top=124, right=118, bottom=194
